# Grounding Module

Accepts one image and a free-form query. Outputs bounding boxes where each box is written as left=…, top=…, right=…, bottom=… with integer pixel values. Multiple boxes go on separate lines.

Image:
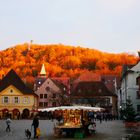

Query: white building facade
left=118, top=62, right=140, bottom=114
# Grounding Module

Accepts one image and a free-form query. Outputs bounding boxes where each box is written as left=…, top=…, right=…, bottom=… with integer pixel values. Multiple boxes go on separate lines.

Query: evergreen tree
left=123, top=98, right=136, bottom=122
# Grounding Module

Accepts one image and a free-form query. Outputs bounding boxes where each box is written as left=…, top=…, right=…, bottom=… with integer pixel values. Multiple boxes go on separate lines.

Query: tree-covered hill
left=0, top=43, right=138, bottom=85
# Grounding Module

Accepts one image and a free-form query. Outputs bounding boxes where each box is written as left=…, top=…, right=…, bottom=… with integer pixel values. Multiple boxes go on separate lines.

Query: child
left=88, top=122, right=96, bottom=134
left=6, top=117, right=11, bottom=132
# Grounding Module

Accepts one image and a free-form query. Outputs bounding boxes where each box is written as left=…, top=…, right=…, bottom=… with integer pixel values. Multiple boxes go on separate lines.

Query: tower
left=34, top=63, right=47, bottom=91
left=40, top=63, right=46, bottom=76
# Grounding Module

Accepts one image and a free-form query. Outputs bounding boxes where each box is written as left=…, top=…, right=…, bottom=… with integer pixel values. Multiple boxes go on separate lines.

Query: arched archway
left=2, top=108, right=9, bottom=119
left=13, top=108, right=20, bottom=119
left=22, top=108, right=30, bottom=119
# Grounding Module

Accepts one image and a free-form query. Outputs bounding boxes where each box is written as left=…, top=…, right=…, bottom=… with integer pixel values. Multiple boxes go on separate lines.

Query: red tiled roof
left=74, top=71, right=101, bottom=82
left=101, top=75, right=121, bottom=92
left=71, top=81, right=117, bottom=98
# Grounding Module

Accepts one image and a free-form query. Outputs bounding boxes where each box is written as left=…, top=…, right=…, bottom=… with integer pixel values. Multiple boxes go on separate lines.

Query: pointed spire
left=40, top=63, right=46, bottom=76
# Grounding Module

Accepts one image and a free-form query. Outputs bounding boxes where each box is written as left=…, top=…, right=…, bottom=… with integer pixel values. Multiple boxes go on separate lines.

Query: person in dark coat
left=32, top=116, right=39, bottom=138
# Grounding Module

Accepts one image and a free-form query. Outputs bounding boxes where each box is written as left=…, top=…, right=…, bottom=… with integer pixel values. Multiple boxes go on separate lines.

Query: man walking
left=32, top=115, right=39, bottom=138
left=6, top=117, right=11, bottom=132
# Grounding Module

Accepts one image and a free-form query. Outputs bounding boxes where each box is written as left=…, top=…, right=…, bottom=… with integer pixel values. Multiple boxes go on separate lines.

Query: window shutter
left=8, top=97, right=10, bottom=103
left=18, top=97, right=20, bottom=103
left=12, top=97, right=14, bottom=103
left=28, top=97, right=30, bottom=104
left=22, top=98, right=24, bottom=104
left=2, top=97, right=4, bottom=103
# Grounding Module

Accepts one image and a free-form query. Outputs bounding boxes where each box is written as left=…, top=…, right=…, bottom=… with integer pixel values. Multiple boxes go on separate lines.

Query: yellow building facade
left=0, top=69, right=38, bottom=119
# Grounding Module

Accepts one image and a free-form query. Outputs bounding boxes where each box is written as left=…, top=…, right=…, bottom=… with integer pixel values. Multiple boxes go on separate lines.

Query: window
left=137, top=105, right=140, bottom=112
left=14, top=97, right=19, bottom=103
left=39, top=102, right=43, bottom=107
left=44, top=94, right=47, bottom=98
left=52, top=102, right=56, bottom=107
left=53, top=93, right=56, bottom=98
left=4, top=97, right=9, bottom=103
left=136, top=91, right=140, bottom=99
left=40, top=94, right=43, bottom=99
left=44, top=102, right=48, bottom=107
left=46, top=86, right=50, bottom=91
left=23, top=97, right=29, bottom=104
left=10, top=89, right=13, bottom=93
left=136, top=77, right=140, bottom=85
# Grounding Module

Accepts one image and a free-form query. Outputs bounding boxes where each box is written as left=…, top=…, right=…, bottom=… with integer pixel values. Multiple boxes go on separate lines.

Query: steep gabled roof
left=71, top=81, right=117, bottom=97
left=51, top=78, right=67, bottom=92
left=122, top=64, right=135, bottom=78
left=0, top=69, right=37, bottom=96
left=101, top=75, right=121, bottom=92
left=130, top=61, right=140, bottom=72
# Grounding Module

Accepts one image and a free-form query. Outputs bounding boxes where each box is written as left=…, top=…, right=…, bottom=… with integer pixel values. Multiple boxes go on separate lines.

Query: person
left=6, top=117, right=11, bottom=132
left=32, top=115, right=39, bottom=138
left=88, top=122, right=96, bottom=135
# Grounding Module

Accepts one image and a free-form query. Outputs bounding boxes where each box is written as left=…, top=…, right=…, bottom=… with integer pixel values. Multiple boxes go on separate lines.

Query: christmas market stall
left=38, top=106, right=104, bottom=138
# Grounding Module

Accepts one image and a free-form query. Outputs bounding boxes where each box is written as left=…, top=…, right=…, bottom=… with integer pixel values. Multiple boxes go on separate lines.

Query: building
left=101, top=75, right=120, bottom=94
left=71, top=81, right=118, bottom=115
left=34, top=64, right=70, bottom=108
left=36, top=77, right=68, bottom=108
left=119, top=61, right=140, bottom=114
left=34, top=63, right=47, bottom=91
left=0, top=69, right=38, bottom=119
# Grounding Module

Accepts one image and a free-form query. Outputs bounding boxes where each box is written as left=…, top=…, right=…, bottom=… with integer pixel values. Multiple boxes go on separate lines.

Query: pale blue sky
left=0, top=0, right=140, bottom=54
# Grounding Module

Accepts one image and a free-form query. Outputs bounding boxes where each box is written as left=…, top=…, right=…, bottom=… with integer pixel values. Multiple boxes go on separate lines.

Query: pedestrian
left=6, top=117, right=11, bottom=132
left=88, top=122, right=96, bottom=135
left=32, top=115, right=39, bottom=138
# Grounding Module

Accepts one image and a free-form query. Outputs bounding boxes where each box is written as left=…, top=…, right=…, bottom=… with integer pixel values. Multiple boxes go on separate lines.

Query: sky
left=0, top=0, right=140, bottom=54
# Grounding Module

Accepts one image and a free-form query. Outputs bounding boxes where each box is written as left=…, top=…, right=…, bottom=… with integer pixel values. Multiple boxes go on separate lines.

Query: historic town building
left=118, top=61, right=140, bottom=114
left=36, top=77, right=68, bottom=108
left=34, top=64, right=69, bottom=108
left=0, top=69, right=38, bottom=119
left=71, top=81, right=117, bottom=115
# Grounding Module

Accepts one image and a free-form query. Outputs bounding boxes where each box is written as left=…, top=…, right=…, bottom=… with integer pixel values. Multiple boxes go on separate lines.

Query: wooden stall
left=38, top=106, right=104, bottom=138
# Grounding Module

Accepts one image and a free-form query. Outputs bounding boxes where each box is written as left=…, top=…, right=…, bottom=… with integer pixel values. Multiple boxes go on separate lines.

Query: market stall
left=38, top=106, right=104, bottom=138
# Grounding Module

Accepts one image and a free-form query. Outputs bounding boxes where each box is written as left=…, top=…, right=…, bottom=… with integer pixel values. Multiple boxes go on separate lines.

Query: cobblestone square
left=0, top=120, right=134, bottom=140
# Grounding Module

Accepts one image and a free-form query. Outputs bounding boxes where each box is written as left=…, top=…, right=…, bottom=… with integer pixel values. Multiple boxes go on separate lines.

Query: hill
left=0, top=43, right=138, bottom=87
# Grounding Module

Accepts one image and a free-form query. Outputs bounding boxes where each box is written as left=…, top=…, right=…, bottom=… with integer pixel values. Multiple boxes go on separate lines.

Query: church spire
left=40, top=63, right=46, bottom=76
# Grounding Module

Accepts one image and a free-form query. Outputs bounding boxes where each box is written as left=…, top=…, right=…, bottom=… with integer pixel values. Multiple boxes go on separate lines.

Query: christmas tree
left=123, top=98, right=136, bottom=122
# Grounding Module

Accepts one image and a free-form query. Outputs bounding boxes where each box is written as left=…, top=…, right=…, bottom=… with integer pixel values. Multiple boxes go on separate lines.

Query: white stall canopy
left=38, top=106, right=104, bottom=112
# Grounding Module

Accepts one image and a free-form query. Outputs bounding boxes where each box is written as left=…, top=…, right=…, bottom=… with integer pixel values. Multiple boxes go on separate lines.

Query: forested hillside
left=0, top=43, right=138, bottom=86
